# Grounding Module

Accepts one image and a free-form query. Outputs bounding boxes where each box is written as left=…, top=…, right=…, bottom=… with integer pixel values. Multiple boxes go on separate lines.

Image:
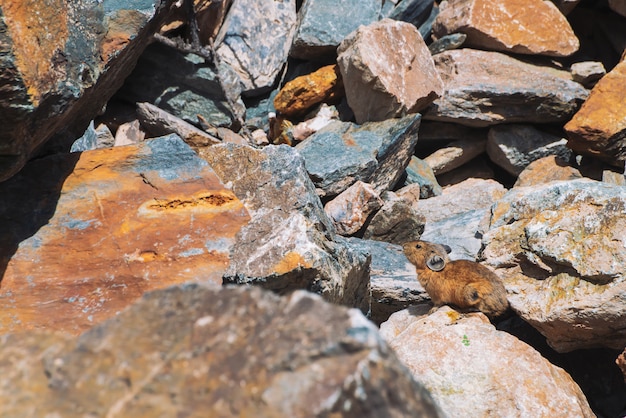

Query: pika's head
left=403, top=240, right=452, bottom=272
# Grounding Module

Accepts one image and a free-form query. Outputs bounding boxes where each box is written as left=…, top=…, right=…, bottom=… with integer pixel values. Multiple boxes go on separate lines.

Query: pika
left=403, top=240, right=509, bottom=320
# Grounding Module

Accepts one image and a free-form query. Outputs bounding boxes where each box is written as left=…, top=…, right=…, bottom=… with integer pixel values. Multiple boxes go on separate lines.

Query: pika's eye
left=415, top=243, right=421, bottom=249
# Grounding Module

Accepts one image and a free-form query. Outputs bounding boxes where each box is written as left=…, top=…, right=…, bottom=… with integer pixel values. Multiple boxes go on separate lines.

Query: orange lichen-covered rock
left=0, top=135, right=250, bottom=335
left=433, top=0, right=579, bottom=57
left=565, top=60, right=626, bottom=166
left=273, top=64, right=344, bottom=117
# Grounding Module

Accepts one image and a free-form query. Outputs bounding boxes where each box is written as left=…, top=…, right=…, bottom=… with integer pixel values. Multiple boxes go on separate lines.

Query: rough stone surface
left=571, top=61, right=606, bottom=88
left=424, top=49, right=589, bottom=127
left=348, top=239, right=431, bottom=325
left=405, top=156, right=443, bottom=198
left=436, top=156, right=495, bottom=186
left=70, top=121, right=115, bottom=152
left=296, top=114, right=421, bottom=198
left=363, top=191, right=426, bottom=245
left=388, top=0, right=435, bottom=28
left=0, top=284, right=443, bottom=417
left=0, top=0, right=173, bottom=182
left=273, top=64, right=344, bottom=117
left=215, top=0, right=297, bottom=96
left=433, top=0, right=579, bottom=57
left=565, top=59, right=626, bottom=166
left=199, top=144, right=371, bottom=312
left=416, top=178, right=506, bottom=224
left=486, top=124, right=573, bottom=176
left=0, top=135, right=249, bottom=334
left=117, top=42, right=245, bottom=128
left=482, top=179, right=626, bottom=351
left=380, top=306, right=595, bottom=418
left=337, top=19, right=443, bottom=124
left=324, top=181, right=383, bottom=236
left=290, top=0, right=381, bottom=59
left=424, top=138, right=487, bottom=175
left=514, top=155, right=583, bottom=187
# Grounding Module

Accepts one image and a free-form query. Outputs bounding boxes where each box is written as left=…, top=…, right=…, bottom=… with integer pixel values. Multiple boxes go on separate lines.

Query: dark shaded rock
left=388, top=0, right=434, bottom=28
left=0, top=284, right=443, bottom=417
left=296, top=114, right=421, bottom=197
left=290, top=0, right=381, bottom=60
left=404, top=156, right=443, bottom=198
left=0, top=0, right=173, bottom=182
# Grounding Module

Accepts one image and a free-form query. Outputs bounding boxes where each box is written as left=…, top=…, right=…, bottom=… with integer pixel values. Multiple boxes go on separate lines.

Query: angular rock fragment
left=514, top=155, right=583, bottom=187
left=363, top=191, right=426, bottom=245
left=433, top=0, right=579, bottom=57
left=482, top=179, right=626, bottom=351
left=565, top=59, right=626, bottom=167
left=571, top=61, right=606, bottom=88
left=0, top=135, right=250, bottom=334
left=70, top=121, right=115, bottom=152
left=0, top=0, right=173, bottom=182
left=337, top=19, right=443, bottom=124
left=215, top=0, right=297, bottom=96
left=380, top=307, right=595, bottom=417
left=199, top=144, right=371, bottom=312
left=290, top=0, right=381, bottom=59
left=424, top=49, right=589, bottom=127
left=404, top=156, right=443, bottom=198
left=324, top=181, right=383, bottom=236
left=388, top=0, right=435, bottom=28
left=0, top=285, right=443, bottom=417
left=424, top=138, right=486, bottom=175
left=486, top=124, right=572, bottom=176
left=297, top=114, right=421, bottom=197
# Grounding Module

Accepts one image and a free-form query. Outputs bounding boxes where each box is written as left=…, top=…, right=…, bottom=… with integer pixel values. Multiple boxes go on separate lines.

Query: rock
left=436, top=156, right=496, bottom=186
left=347, top=239, right=430, bottom=325
left=387, top=0, right=435, bottom=28
left=423, top=138, right=487, bottom=175
left=380, top=306, right=595, bottom=418
left=215, top=0, right=297, bottom=96
left=394, top=183, right=422, bottom=211
left=417, top=178, right=506, bottom=224
left=0, top=0, right=173, bottom=182
left=404, top=156, right=443, bottom=198
left=118, top=42, right=245, bottom=128
left=114, top=119, right=145, bottom=147
left=290, top=0, right=381, bottom=59
left=273, top=65, right=344, bottom=117
left=70, top=121, right=116, bottom=152
left=0, top=285, right=443, bottom=417
left=199, top=144, right=371, bottom=312
left=514, top=155, right=583, bottom=187
left=324, top=181, right=383, bottom=236
left=609, top=0, right=626, bottom=17
left=571, top=61, right=606, bottom=88
left=433, top=0, right=579, bottom=57
left=482, top=179, right=626, bottom=351
left=564, top=59, right=626, bottom=167
left=289, top=104, right=340, bottom=142
left=296, top=114, right=421, bottom=198
left=486, top=124, right=573, bottom=176
left=424, top=49, right=589, bottom=127
left=427, top=32, right=467, bottom=55
left=136, top=102, right=221, bottom=148
left=551, top=0, right=581, bottom=15
left=337, top=19, right=443, bottom=124
left=0, top=135, right=249, bottom=334
left=362, top=191, right=426, bottom=244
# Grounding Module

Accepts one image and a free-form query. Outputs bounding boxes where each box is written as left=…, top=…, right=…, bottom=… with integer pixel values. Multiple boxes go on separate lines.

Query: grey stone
left=404, top=156, right=443, bottom=198
left=215, top=0, right=297, bottom=96
left=428, top=32, right=467, bottom=55
left=388, top=0, right=435, bottom=28
left=199, top=144, right=371, bottom=313
left=324, top=181, right=383, bottom=236
left=296, top=114, right=421, bottom=198
left=424, top=138, right=487, bottom=175
left=363, top=191, right=426, bottom=244
left=290, top=0, right=381, bottom=59
left=570, top=61, right=606, bottom=88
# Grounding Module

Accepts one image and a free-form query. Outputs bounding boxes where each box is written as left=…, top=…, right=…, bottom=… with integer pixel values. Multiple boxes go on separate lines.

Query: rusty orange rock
left=433, top=0, right=579, bottom=57
left=565, top=60, right=626, bottom=166
left=0, top=135, right=250, bottom=335
left=273, top=64, right=344, bottom=116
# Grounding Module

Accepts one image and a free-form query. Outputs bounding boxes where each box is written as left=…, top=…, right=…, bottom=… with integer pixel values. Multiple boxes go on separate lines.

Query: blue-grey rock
left=348, top=238, right=430, bottom=325
left=388, top=0, right=434, bottom=29
left=404, top=156, right=443, bottom=198
left=290, top=0, right=382, bottom=59
left=297, top=114, right=421, bottom=197
left=215, top=0, right=297, bottom=96
left=117, top=43, right=244, bottom=128
left=244, top=89, right=279, bottom=131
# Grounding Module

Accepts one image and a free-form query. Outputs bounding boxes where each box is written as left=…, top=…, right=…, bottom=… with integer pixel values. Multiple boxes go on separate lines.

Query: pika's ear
left=426, top=254, right=446, bottom=271
left=442, top=244, right=452, bottom=254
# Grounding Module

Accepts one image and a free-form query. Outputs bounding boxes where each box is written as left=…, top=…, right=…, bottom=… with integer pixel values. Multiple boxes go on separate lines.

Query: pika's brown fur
left=403, top=240, right=509, bottom=319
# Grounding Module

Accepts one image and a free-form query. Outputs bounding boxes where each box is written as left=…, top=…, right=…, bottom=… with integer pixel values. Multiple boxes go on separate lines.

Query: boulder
left=0, top=284, right=443, bottom=417
left=0, top=0, right=173, bottom=182
left=433, top=0, right=579, bottom=57
left=404, top=156, right=443, bottom=198
left=296, top=114, right=421, bottom=198
left=565, top=59, right=626, bottom=167
left=570, top=61, right=606, bottom=88
left=514, top=155, right=583, bottom=187
left=215, top=0, right=297, bottom=96
left=380, top=306, right=595, bottom=418
left=0, top=135, right=249, bottom=334
left=337, top=19, right=443, bottom=124
left=424, top=49, right=589, bottom=127
left=424, top=138, right=487, bottom=175
left=290, top=0, right=381, bottom=59
left=199, top=144, right=371, bottom=312
left=482, top=179, right=626, bottom=351
left=324, top=181, right=383, bottom=236
left=362, top=191, right=426, bottom=245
